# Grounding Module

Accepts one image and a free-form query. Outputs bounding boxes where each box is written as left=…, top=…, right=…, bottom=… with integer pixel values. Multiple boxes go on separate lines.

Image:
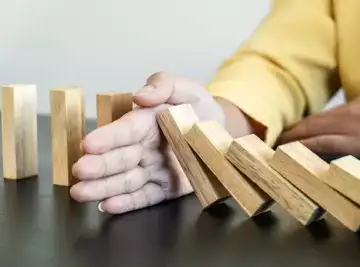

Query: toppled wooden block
left=157, top=104, right=229, bottom=208
left=226, top=134, right=324, bottom=225
left=96, top=92, right=133, bottom=127
left=185, top=121, right=273, bottom=216
left=269, top=142, right=360, bottom=232
left=1, top=84, right=38, bottom=179
left=50, top=87, right=85, bottom=186
left=320, top=155, right=360, bottom=205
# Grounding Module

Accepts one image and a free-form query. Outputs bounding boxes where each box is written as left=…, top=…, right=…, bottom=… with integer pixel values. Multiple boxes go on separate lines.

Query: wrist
left=215, top=96, right=266, bottom=140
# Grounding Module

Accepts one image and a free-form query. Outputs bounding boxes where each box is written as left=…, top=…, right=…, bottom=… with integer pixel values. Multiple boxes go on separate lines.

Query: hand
left=276, top=97, right=360, bottom=155
left=70, top=72, right=227, bottom=214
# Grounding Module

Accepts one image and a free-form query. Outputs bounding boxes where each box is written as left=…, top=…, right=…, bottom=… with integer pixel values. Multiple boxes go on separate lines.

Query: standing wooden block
left=50, top=88, right=85, bottom=186
left=320, top=155, right=360, bottom=205
left=1, top=84, right=38, bottom=179
left=184, top=121, right=273, bottom=216
left=226, top=134, right=324, bottom=225
left=269, top=142, right=360, bottom=232
left=157, top=104, right=229, bottom=209
left=96, top=92, right=133, bottom=127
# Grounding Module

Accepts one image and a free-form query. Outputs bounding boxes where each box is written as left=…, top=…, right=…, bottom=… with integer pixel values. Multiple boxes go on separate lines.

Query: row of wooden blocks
left=157, top=104, right=360, bottom=232
left=1, top=85, right=132, bottom=186
left=2, top=85, right=360, bottom=232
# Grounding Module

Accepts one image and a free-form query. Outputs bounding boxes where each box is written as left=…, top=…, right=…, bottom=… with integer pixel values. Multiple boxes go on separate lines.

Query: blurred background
left=0, top=0, right=343, bottom=118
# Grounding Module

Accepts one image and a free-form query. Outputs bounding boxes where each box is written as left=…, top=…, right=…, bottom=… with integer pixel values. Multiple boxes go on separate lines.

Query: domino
left=320, top=155, right=360, bottom=206
left=96, top=92, right=133, bottom=127
left=4, top=84, right=360, bottom=233
left=269, top=142, right=360, bottom=232
left=185, top=121, right=273, bottom=217
left=157, top=104, right=230, bottom=209
left=50, top=87, right=85, bottom=186
left=1, top=84, right=38, bottom=179
left=226, top=134, right=324, bottom=225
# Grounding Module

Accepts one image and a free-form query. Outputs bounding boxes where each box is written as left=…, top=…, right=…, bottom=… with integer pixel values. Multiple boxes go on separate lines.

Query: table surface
left=0, top=115, right=359, bottom=267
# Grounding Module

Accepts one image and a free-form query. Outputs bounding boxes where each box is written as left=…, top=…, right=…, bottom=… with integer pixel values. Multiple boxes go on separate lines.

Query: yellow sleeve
left=207, top=0, right=340, bottom=146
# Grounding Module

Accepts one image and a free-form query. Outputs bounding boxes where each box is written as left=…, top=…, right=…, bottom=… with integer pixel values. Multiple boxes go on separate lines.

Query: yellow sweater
left=207, top=0, right=360, bottom=146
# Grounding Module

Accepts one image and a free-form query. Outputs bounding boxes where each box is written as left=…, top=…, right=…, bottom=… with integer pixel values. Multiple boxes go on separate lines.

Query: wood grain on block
left=157, top=104, right=229, bottom=208
left=226, top=135, right=324, bottom=225
left=1, top=84, right=38, bottom=179
left=50, top=88, right=85, bottom=186
left=269, top=142, right=360, bottom=232
left=184, top=121, right=273, bottom=216
left=320, top=155, right=360, bottom=205
left=96, top=92, right=133, bottom=127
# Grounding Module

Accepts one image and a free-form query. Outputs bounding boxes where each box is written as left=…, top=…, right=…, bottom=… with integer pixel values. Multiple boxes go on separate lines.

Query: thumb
left=133, top=72, right=200, bottom=107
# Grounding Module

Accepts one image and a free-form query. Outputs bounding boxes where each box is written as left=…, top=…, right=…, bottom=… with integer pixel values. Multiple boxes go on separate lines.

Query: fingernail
left=134, top=85, right=155, bottom=97
left=98, top=202, right=105, bottom=212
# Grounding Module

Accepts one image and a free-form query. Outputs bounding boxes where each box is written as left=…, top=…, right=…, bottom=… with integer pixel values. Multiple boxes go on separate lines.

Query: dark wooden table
left=0, top=116, right=359, bottom=267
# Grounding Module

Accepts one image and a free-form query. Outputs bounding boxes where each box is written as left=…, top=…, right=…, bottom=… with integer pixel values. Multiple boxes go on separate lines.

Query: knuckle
left=147, top=71, right=169, bottom=83
left=131, top=194, right=141, bottom=210
left=123, top=172, right=133, bottom=194
left=148, top=166, right=171, bottom=189
left=133, top=144, right=144, bottom=165
left=120, top=145, right=142, bottom=171
left=100, top=177, right=111, bottom=198
left=100, top=155, right=108, bottom=177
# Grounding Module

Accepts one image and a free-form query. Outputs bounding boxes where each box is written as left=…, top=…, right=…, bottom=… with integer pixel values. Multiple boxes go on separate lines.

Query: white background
left=0, top=0, right=343, bottom=117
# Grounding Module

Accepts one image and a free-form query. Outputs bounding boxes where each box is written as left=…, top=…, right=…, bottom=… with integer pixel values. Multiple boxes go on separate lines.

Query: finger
left=82, top=108, right=155, bottom=154
left=279, top=97, right=360, bottom=145
left=139, top=148, right=165, bottom=167
left=299, top=135, right=360, bottom=156
left=73, top=144, right=143, bottom=180
left=133, top=72, right=199, bottom=107
left=146, top=164, right=193, bottom=199
left=277, top=113, right=336, bottom=144
left=144, top=146, right=193, bottom=198
left=70, top=166, right=149, bottom=202
left=98, top=182, right=166, bottom=214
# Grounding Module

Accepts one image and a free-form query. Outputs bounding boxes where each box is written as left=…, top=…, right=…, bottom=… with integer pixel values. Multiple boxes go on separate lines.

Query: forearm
left=207, top=0, right=339, bottom=147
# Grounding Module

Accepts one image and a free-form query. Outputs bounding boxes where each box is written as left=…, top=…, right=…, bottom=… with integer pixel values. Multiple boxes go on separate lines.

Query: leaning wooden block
left=184, top=121, right=273, bottom=216
left=320, top=155, right=360, bottom=206
left=96, top=92, right=133, bottom=127
left=269, top=142, right=360, bottom=232
left=50, top=88, right=85, bottom=186
left=1, top=84, right=38, bottom=179
left=157, top=104, right=229, bottom=209
left=226, top=134, right=324, bottom=225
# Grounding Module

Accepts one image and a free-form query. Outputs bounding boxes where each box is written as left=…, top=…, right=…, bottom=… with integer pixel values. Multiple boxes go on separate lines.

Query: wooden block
left=157, top=104, right=229, bottom=209
left=50, top=87, right=85, bottom=186
left=269, top=142, right=360, bottom=232
left=184, top=121, right=273, bottom=216
left=1, top=84, right=38, bottom=179
left=96, top=92, right=133, bottom=127
left=226, top=134, right=324, bottom=225
left=320, top=155, right=360, bottom=205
